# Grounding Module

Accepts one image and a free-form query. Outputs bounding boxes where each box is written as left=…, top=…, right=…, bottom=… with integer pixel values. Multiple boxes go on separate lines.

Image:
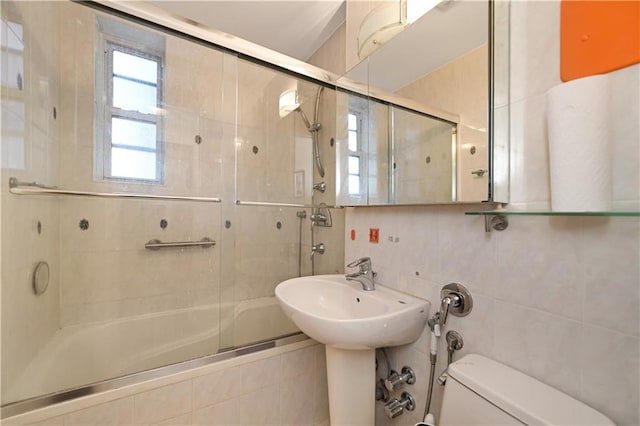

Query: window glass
left=112, top=76, right=157, bottom=114
left=348, top=113, right=357, bottom=131
left=111, top=147, right=156, bottom=180
left=113, top=50, right=157, bottom=83
left=111, top=117, right=156, bottom=150
left=348, top=130, right=358, bottom=151
left=348, top=175, right=360, bottom=195
left=348, top=155, right=360, bottom=174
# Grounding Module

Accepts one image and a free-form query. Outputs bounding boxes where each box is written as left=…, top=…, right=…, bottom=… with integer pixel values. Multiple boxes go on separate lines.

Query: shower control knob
left=384, top=366, right=416, bottom=392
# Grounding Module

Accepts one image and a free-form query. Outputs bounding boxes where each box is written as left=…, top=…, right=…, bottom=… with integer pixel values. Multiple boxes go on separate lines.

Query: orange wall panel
left=561, top=0, right=640, bottom=82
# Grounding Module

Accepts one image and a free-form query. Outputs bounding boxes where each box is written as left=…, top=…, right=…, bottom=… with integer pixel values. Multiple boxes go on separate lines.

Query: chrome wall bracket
left=310, top=203, right=332, bottom=227
left=484, top=214, right=508, bottom=232
left=439, top=282, right=473, bottom=327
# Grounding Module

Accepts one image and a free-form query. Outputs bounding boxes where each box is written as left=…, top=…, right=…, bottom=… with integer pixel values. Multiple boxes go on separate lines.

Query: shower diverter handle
left=439, top=294, right=460, bottom=327
left=439, top=283, right=473, bottom=327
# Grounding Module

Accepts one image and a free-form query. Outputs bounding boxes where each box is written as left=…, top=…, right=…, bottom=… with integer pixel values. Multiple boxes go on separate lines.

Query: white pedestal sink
left=275, top=275, right=430, bottom=426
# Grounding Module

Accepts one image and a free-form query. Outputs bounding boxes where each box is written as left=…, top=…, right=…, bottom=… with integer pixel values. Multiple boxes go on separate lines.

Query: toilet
left=439, top=354, right=615, bottom=425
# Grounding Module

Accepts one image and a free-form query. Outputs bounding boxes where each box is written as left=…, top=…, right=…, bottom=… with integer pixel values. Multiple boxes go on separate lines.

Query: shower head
left=279, top=88, right=315, bottom=131
left=278, top=88, right=300, bottom=118
left=279, top=86, right=325, bottom=177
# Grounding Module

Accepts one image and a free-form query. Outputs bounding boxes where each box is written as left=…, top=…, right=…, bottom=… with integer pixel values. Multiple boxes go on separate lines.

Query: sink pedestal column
left=325, top=346, right=375, bottom=426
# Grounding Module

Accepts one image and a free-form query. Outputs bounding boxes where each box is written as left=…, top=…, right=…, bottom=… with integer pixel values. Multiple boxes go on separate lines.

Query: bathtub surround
left=2, top=339, right=330, bottom=426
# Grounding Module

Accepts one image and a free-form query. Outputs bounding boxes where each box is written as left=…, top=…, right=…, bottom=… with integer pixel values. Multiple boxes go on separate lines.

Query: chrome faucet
left=310, top=242, right=325, bottom=260
left=345, top=257, right=377, bottom=291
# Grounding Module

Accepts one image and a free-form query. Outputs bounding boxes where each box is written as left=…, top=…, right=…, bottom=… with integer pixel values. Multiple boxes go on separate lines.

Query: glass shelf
left=465, top=210, right=640, bottom=217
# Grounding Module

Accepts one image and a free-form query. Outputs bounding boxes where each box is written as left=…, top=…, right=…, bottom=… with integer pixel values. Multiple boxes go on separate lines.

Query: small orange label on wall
left=350, top=229, right=356, bottom=241
left=561, top=0, right=640, bottom=82
left=369, top=228, right=379, bottom=244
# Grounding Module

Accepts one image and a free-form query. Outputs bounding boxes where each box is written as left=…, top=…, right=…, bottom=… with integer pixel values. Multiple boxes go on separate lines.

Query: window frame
left=96, top=30, right=165, bottom=184
left=347, top=110, right=366, bottom=197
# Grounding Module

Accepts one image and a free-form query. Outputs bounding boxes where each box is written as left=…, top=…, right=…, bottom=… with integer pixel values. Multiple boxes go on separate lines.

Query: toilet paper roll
left=546, top=74, right=613, bottom=211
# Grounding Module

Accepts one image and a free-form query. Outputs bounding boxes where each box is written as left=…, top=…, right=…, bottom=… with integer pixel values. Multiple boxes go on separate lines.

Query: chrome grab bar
left=145, top=237, right=215, bottom=250
left=9, top=177, right=222, bottom=203
left=235, top=200, right=343, bottom=209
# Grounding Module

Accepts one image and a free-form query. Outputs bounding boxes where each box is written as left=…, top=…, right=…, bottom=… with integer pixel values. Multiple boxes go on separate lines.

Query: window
left=347, top=112, right=362, bottom=196
left=96, top=19, right=164, bottom=183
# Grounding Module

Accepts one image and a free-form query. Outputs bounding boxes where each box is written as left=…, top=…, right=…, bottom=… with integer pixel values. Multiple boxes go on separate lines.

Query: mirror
left=336, top=0, right=509, bottom=206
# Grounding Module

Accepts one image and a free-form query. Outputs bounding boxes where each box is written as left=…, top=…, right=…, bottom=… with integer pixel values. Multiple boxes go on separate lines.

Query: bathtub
left=233, top=296, right=299, bottom=347
left=3, top=298, right=298, bottom=406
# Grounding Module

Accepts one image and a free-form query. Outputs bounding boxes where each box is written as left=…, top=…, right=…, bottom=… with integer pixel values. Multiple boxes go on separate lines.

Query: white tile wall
left=345, top=2, right=640, bottom=425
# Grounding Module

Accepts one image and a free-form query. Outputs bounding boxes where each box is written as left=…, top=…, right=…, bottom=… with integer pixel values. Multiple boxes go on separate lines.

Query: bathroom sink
left=275, top=274, right=430, bottom=350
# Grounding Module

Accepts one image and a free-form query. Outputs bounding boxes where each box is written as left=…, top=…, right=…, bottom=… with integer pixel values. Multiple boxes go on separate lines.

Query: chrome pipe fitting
left=384, top=366, right=416, bottom=392
left=310, top=242, right=325, bottom=259
left=384, top=392, right=416, bottom=419
left=313, top=181, right=326, bottom=193
left=376, top=378, right=390, bottom=402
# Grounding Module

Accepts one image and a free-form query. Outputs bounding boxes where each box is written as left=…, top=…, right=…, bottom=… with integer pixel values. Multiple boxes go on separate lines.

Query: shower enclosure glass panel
left=1, top=0, right=344, bottom=409
left=0, top=1, right=228, bottom=405
left=233, top=60, right=318, bottom=338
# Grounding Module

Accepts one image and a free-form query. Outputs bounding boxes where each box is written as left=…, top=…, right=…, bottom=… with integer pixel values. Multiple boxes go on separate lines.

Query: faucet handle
left=439, top=283, right=473, bottom=327
left=346, top=256, right=371, bottom=270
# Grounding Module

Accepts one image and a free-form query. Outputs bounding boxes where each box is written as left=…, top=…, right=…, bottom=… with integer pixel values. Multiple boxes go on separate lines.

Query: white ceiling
left=145, top=1, right=346, bottom=61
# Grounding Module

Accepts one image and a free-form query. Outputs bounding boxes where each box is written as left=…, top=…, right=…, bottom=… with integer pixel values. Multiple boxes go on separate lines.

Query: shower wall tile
left=307, top=23, right=346, bottom=76
left=193, top=367, right=243, bottom=409
left=493, top=303, right=583, bottom=397
left=495, top=216, right=584, bottom=320
left=192, top=400, right=236, bottom=426
left=235, top=384, right=281, bottom=425
left=64, top=398, right=134, bottom=426
left=240, top=356, right=281, bottom=394
left=580, top=325, right=640, bottom=426
left=155, top=413, right=191, bottom=426
left=25, top=416, right=64, bottom=426
left=58, top=198, right=221, bottom=326
left=133, top=381, right=192, bottom=425
left=581, top=217, right=640, bottom=336
left=280, top=376, right=315, bottom=425
left=509, top=0, right=561, bottom=103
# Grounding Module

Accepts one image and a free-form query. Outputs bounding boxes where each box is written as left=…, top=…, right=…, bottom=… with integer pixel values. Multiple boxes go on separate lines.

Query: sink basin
left=275, top=274, right=430, bottom=350
left=276, top=274, right=430, bottom=425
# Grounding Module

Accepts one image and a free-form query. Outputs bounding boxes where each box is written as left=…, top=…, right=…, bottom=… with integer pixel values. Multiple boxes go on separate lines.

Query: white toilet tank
left=439, top=354, right=615, bottom=425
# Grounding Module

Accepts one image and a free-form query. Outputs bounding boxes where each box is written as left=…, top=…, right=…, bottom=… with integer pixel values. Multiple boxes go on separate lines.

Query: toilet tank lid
left=447, top=354, right=615, bottom=426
